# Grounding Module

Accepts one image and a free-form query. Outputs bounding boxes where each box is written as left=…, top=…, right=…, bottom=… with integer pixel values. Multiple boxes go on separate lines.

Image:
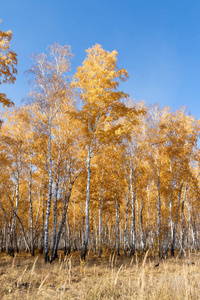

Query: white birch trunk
left=129, top=166, right=136, bottom=257
left=44, top=123, right=53, bottom=262
left=28, top=166, right=34, bottom=256
left=52, top=176, right=59, bottom=256
left=81, top=146, right=91, bottom=260
left=124, top=187, right=130, bottom=255
left=165, top=193, right=173, bottom=257
left=98, top=192, right=103, bottom=258
left=115, top=199, right=120, bottom=256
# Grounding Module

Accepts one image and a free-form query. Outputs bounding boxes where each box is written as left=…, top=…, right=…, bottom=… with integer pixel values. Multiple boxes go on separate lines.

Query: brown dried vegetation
left=0, top=251, right=200, bottom=299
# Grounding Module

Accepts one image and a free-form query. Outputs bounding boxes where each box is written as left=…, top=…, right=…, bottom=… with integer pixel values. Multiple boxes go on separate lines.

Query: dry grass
left=0, top=250, right=200, bottom=299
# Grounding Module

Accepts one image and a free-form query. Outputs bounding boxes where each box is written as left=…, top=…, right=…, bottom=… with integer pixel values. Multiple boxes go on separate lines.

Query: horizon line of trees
left=0, top=39, right=200, bottom=262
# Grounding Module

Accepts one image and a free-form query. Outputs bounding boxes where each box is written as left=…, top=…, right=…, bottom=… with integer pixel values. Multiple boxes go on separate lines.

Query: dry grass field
left=0, top=250, right=200, bottom=299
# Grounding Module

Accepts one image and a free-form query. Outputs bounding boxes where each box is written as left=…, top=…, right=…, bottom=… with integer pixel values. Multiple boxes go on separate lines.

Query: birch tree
left=26, top=43, right=73, bottom=262
left=73, top=44, right=129, bottom=260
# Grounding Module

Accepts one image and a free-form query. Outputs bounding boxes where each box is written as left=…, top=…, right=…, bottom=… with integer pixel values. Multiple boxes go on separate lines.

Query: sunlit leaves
left=0, top=20, right=17, bottom=107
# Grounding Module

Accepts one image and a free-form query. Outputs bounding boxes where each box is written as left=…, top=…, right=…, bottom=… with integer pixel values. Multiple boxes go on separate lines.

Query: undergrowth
left=0, top=250, right=199, bottom=299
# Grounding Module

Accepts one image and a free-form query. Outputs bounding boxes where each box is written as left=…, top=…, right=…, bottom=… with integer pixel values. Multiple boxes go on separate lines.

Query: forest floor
left=0, top=250, right=200, bottom=299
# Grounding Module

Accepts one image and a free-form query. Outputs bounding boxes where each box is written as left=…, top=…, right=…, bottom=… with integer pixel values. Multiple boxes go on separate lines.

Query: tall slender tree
left=26, top=43, right=73, bottom=262
left=73, top=44, right=130, bottom=260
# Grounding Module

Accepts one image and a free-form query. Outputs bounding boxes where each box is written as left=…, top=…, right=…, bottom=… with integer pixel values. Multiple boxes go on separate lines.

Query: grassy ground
left=0, top=250, right=200, bottom=299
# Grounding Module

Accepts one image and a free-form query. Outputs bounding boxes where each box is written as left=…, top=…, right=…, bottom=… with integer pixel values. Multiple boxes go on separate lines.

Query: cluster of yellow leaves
left=0, top=20, right=17, bottom=107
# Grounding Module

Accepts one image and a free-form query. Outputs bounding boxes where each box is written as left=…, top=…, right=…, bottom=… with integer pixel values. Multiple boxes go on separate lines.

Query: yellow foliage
left=0, top=20, right=17, bottom=107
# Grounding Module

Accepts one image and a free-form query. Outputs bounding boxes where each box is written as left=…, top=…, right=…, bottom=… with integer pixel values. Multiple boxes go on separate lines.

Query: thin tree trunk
left=72, top=200, right=76, bottom=251
left=44, top=123, right=53, bottom=262
left=40, top=192, right=45, bottom=254
left=14, top=211, right=30, bottom=252
left=180, top=186, right=188, bottom=255
left=81, top=146, right=91, bottom=260
left=52, top=144, right=61, bottom=256
left=124, top=187, right=130, bottom=256
left=115, top=199, right=120, bottom=256
left=10, top=177, right=19, bottom=256
left=98, top=192, right=103, bottom=258
left=171, top=181, right=184, bottom=256
left=129, top=166, right=136, bottom=257
left=51, top=202, right=69, bottom=261
left=104, top=212, right=108, bottom=247
left=28, top=165, right=34, bottom=256
left=98, top=155, right=105, bottom=258
left=66, top=210, right=71, bottom=254
left=90, top=214, right=95, bottom=253
left=0, top=201, right=12, bottom=255
left=140, top=203, right=145, bottom=254
left=94, top=217, right=98, bottom=252
left=51, top=187, right=72, bottom=262
left=165, top=192, right=173, bottom=257
left=52, top=176, right=59, bottom=257
left=63, top=219, right=67, bottom=255
left=157, top=180, right=162, bottom=256
left=33, top=192, right=41, bottom=246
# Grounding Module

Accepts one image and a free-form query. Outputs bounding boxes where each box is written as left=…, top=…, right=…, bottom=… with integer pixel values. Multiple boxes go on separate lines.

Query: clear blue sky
left=1, top=0, right=200, bottom=117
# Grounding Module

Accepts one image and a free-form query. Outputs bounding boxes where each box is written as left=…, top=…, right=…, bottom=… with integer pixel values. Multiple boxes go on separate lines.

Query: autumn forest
left=1, top=25, right=200, bottom=264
